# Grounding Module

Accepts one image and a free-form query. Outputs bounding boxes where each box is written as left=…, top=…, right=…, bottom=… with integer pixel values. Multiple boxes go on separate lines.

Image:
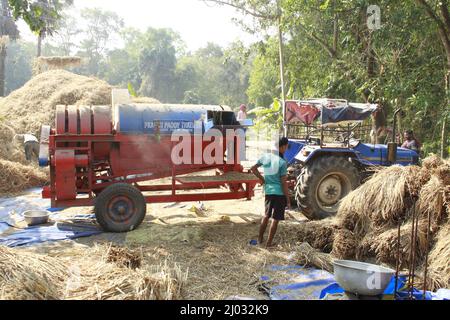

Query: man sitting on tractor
left=251, top=137, right=291, bottom=248
left=402, top=130, right=421, bottom=153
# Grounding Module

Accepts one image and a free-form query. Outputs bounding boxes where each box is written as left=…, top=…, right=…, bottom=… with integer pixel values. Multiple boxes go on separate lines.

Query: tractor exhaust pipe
left=388, top=108, right=403, bottom=165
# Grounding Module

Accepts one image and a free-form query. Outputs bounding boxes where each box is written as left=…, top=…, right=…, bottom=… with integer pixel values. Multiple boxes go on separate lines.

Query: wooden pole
left=277, top=1, right=287, bottom=136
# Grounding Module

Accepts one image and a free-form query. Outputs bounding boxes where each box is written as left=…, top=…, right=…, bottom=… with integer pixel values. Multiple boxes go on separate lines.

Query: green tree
left=416, top=0, right=450, bottom=156
left=208, top=0, right=449, bottom=155
left=8, top=0, right=73, bottom=56
left=172, top=41, right=251, bottom=107
left=5, top=40, right=34, bottom=94
left=52, top=12, right=80, bottom=55
left=76, top=7, right=124, bottom=76
left=183, top=90, right=200, bottom=104
left=137, top=28, right=178, bottom=102
left=247, top=42, right=279, bottom=107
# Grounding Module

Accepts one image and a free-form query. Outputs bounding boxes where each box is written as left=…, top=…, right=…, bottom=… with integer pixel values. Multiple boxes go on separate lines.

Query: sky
left=18, top=0, right=260, bottom=51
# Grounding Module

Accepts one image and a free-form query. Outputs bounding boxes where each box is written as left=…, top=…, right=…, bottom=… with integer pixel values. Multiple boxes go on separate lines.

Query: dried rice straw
left=295, top=242, right=335, bottom=273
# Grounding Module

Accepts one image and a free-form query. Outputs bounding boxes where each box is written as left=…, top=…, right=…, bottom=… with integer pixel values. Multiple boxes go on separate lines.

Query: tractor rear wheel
left=95, top=183, right=147, bottom=233
left=295, top=156, right=360, bottom=220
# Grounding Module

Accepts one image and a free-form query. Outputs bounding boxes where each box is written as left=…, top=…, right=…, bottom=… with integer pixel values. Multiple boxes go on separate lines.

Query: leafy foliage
left=8, top=0, right=73, bottom=37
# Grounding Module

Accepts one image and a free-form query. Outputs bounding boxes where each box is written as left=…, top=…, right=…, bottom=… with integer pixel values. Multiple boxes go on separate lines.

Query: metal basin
left=23, top=210, right=50, bottom=227
left=333, top=260, right=395, bottom=296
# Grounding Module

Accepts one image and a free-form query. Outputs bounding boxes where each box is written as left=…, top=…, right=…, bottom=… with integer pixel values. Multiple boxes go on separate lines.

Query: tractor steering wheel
left=335, top=131, right=355, bottom=144
left=306, top=128, right=321, bottom=142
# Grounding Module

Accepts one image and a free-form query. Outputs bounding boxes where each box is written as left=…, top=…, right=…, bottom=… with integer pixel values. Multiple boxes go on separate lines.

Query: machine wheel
left=95, top=183, right=146, bottom=233
left=295, top=156, right=360, bottom=220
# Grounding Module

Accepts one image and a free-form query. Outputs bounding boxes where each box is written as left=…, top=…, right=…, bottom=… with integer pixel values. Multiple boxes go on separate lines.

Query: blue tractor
left=283, top=99, right=419, bottom=220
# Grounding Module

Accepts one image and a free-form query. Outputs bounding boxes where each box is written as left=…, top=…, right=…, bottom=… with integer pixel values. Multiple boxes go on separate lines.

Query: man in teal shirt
left=251, top=137, right=291, bottom=248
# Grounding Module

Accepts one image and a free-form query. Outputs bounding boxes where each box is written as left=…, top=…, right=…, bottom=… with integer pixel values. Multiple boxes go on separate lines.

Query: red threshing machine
left=39, top=93, right=259, bottom=232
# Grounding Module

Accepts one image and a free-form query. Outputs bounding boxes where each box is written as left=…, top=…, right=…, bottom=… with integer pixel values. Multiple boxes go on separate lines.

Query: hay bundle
left=295, top=242, right=335, bottom=273
left=417, top=175, right=447, bottom=230
left=106, top=245, right=142, bottom=270
left=0, top=246, right=68, bottom=300
left=324, top=156, right=449, bottom=286
left=337, top=165, right=434, bottom=237
left=0, top=159, right=48, bottom=195
left=34, top=56, right=83, bottom=75
left=337, top=166, right=406, bottom=237
left=331, top=229, right=357, bottom=260
left=296, top=218, right=338, bottom=253
left=422, top=155, right=444, bottom=170
left=355, top=233, right=377, bottom=261
left=426, top=222, right=450, bottom=291
left=370, top=221, right=429, bottom=268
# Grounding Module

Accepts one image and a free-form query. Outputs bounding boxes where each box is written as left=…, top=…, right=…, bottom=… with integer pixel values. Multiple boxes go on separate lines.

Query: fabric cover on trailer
left=285, top=99, right=378, bottom=125
left=321, top=103, right=378, bottom=125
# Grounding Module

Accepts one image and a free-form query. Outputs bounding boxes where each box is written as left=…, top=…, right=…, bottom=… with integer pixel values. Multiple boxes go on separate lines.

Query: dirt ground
left=4, top=142, right=318, bottom=300
left=17, top=183, right=309, bottom=300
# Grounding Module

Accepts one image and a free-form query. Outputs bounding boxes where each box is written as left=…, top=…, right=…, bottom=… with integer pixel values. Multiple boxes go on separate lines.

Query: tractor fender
left=299, top=148, right=359, bottom=165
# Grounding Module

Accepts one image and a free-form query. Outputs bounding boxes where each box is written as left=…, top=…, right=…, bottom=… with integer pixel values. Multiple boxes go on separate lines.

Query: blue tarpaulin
left=262, top=266, right=336, bottom=300
left=0, top=188, right=63, bottom=223
left=319, top=276, right=448, bottom=300
left=321, top=104, right=378, bottom=125
left=262, top=265, right=449, bottom=301
left=0, top=189, right=101, bottom=248
left=0, top=222, right=102, bottom=247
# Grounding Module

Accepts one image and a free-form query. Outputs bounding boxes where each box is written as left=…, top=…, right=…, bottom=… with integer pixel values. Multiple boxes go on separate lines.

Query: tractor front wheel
left=295, top=156, right=360, bottom=220
left=95, top=183, right=147, bottom=233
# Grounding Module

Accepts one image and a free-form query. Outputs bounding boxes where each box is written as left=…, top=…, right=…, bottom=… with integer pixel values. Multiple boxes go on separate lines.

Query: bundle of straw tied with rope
left=294, top=155, right=449, bottom=291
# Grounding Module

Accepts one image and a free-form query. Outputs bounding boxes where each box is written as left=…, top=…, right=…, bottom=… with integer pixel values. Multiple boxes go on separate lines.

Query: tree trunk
left=442, top=71, right=449, bottom=158
left=441, top=115, right=447, bottom=158
left=0, top=45, right=6, bottom=97
left=37, top=33, right=42, bottom=57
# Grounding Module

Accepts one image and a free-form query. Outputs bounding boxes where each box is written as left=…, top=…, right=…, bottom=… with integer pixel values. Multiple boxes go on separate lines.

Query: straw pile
left=329, top=155, right=450, bottom=290
left=66, top=260, right=187, bottom=301
left=0, top=122, right=49, bottom=195
left=0, top=70, right=112, bottom=134
left=295, top=218, right=338, bottom=253
left=425, top=222, right=450, bottom=291
left=337, top=165, right=429, bottom=237
left=0, top=122, right=25, bottom=163
left=0, top=159, right=48, bottom=195
left=0, top=245, right=187, bottom=300
left=369, top=221, right=429, bottom=268
left=106, top=245, right=142, bottom=270
left=331, top=229, right=357, bottom=260
left=0, top=246, right=68, bottom=300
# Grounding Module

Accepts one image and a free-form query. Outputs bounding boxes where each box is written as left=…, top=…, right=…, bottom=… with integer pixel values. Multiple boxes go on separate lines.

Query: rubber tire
left=95, top=183, right=146, bottom=233
left=295, top=156, right=360, bottom=220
